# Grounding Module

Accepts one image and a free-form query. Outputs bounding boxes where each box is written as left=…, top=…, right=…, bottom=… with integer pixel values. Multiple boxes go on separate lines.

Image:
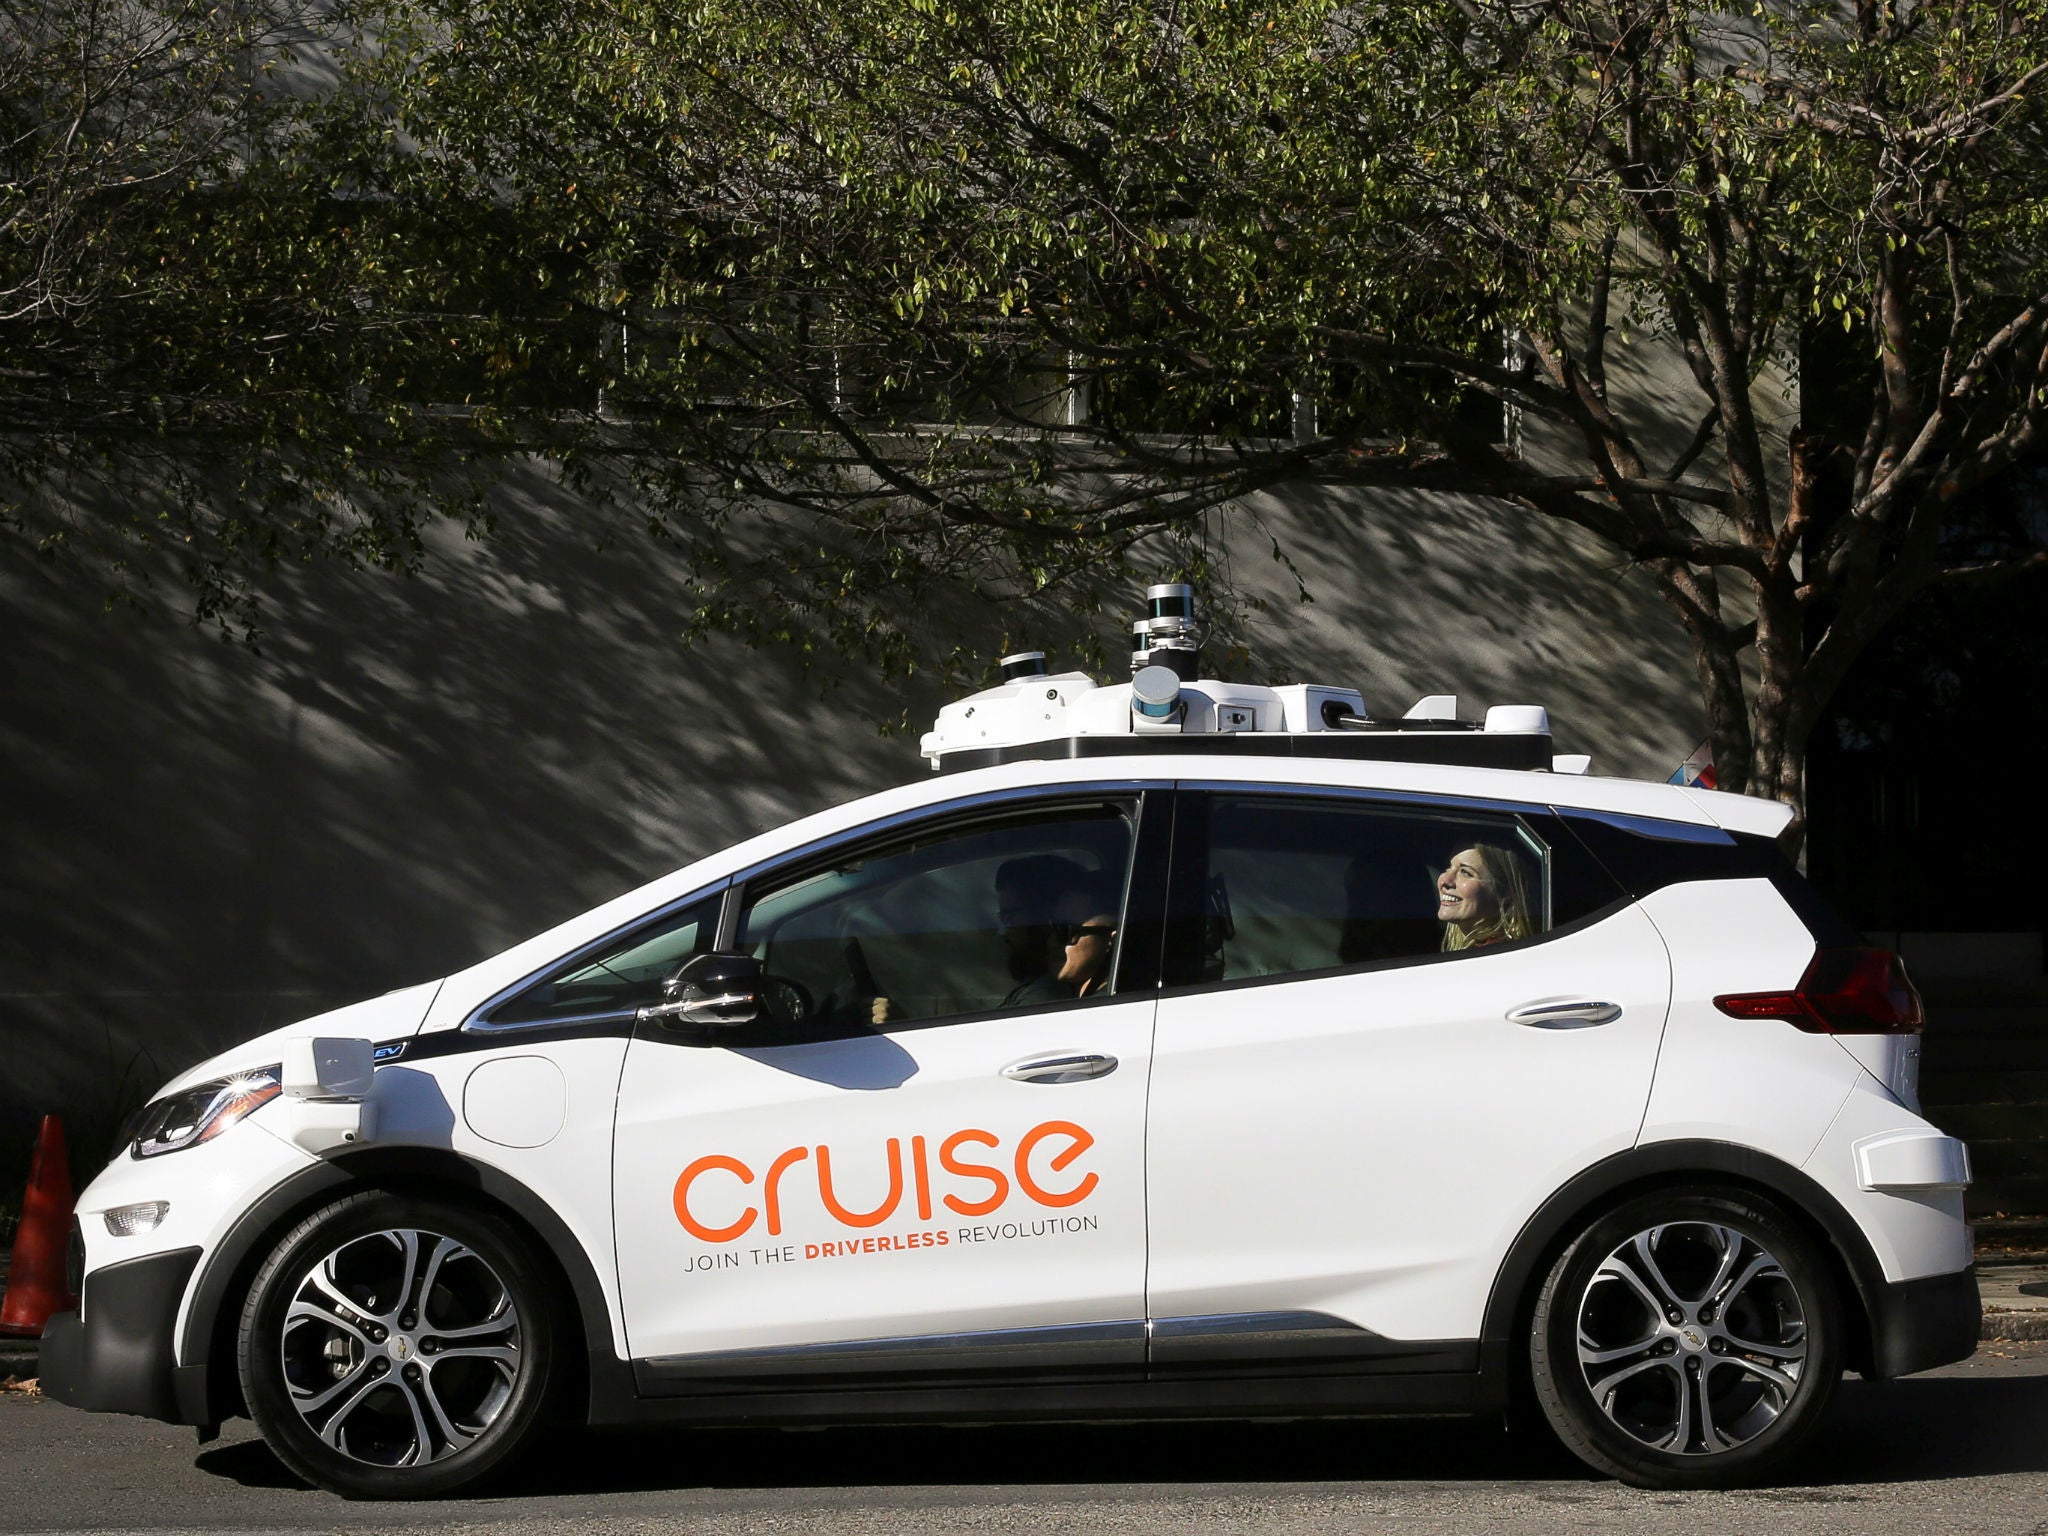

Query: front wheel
left=237, top=1192, right=561, bottom=1498
left=1529, top=1187, right=1842, bottom=1489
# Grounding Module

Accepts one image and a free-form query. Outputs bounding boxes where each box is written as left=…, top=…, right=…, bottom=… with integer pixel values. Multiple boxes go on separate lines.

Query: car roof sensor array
left=921, top=584, right=1576, bottom=777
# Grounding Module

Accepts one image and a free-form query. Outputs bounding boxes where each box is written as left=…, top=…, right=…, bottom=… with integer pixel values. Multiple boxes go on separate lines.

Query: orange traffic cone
left=0, top=1116, right=79, bottom=1336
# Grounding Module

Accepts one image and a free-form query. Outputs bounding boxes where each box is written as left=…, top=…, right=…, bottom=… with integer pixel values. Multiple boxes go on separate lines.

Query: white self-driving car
left=43, top=589, right=1977, bottom=1498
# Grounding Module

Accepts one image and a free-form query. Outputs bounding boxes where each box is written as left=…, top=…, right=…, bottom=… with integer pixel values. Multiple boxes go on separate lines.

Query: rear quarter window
left=1557, top=813, right=1859, bottom=946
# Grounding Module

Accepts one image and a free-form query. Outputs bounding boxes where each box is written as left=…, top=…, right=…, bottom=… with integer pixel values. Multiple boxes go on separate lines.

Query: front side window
left=735, top=800, right=1136, bottom=1030
left=483, top=894, right=721, bottom=1027
left=1169, top=793, right=1612, bottom=986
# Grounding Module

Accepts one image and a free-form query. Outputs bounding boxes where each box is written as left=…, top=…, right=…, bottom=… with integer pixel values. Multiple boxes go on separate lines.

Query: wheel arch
left=1478, top=1140, right=1883, bottom=1388
left=177, top=1148, right=631, bottom=1426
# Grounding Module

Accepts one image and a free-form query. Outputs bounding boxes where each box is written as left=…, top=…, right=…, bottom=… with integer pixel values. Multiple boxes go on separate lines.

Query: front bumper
left=39, top=1246, right=205, bottom=1424
left=1864, top=1265, right=1980, bottom=1379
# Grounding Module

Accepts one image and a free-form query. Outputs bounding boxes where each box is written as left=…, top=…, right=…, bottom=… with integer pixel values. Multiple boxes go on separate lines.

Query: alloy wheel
left=277, top=1226, right=523, bottom=1468
left=1573, top=1220, right=1808, bottom=1456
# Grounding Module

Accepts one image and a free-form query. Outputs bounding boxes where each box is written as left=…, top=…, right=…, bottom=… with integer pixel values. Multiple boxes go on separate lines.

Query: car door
left=1143, top=786, right=1670, bottom=1367
left=612, top=788, right=1165, bottom=1392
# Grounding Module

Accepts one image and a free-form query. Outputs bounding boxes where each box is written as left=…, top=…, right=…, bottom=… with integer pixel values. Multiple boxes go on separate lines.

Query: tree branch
left=1935, top=550, right=2048, bottom=587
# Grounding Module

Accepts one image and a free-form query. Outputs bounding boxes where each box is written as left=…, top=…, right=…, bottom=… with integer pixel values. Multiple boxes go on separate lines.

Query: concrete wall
left=0, top=466, right=1704, bottom=1190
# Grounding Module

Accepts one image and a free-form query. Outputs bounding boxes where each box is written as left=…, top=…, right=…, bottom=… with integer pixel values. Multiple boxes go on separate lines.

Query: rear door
left=1143, top=787, right=1669, bottom=1366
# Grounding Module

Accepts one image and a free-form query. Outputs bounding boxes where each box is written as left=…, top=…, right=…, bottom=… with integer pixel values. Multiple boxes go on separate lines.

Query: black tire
left=237, top=1191, right=561, bottom=1499
left=1529, top=1186, right=1841, bottom=1490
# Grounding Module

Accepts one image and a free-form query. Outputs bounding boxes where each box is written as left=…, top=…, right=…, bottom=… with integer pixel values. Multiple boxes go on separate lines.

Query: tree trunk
left=1748, top=570, right=1814, bottom=856
left=1655, top=563, right=1752, bottom=796
left=1652, top=561, right=1817, bottom=855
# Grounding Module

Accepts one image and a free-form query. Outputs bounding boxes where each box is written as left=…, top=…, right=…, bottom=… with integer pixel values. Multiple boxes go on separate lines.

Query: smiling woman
left=1437, top=843, right=1536, bottom=952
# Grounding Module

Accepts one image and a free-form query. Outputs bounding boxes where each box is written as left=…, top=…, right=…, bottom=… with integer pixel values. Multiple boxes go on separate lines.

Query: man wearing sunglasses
left=869, top=857, right=1119, bottom=1023
left=1053, top=876, right=1120, bottom=1000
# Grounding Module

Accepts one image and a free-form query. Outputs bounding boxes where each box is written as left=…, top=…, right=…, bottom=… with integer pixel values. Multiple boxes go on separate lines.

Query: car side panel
left=1802, top=1070, right=1973, bottom=1283
left=1634, top=878, right=1867, bottom=1167
left=1145, top=903, right=1672, bottom=1343
left=353, top=1034, right=634, bottom=1356
left=612, top=1001, right=1154, bottom=1364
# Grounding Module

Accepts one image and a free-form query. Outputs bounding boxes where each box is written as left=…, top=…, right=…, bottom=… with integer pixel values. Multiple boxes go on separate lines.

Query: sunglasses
left=1061, top=923, right=1117, bottom=944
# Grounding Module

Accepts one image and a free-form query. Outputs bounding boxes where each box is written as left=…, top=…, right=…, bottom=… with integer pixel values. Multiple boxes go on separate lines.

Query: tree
left=336, top=0, right=2048, bottom=832
left=0, top=0, right=535, bottom=623
left=16, top=2, right=2048, bottom=834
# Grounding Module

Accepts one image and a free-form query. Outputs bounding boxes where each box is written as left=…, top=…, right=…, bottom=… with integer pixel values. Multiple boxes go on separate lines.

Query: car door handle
left=1001, top=1053, right=1119, bottom=1084
left=1506, top=999, right=1624, bottom=1028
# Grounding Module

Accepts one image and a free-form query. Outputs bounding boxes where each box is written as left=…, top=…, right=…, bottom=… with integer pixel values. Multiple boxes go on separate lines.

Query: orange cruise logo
left=674, top=1121, right=1097, bottom=1243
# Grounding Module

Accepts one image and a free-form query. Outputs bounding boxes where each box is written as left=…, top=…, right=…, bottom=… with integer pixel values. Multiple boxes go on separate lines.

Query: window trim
left=1566, top=808, right=1737, bottom=846
left=724, top=781, right=1169, bottom=892
left=1174, top=778, right=1554, bottom=819
left=727, top=786, right=1163, bottom=1034
left=1158, top=785, right=1629, bottom=996
left=463, top=781, right=1169, bottom=1037
left=463, top=883, right=731, bottom=1035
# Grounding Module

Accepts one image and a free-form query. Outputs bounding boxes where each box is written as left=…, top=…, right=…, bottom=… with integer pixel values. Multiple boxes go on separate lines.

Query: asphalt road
left=4, top=1344, right=2047, bottom=1535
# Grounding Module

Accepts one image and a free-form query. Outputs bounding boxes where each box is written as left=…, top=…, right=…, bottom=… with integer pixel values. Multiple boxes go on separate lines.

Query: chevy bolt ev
left=44, top=589, right=1978, bottom=1497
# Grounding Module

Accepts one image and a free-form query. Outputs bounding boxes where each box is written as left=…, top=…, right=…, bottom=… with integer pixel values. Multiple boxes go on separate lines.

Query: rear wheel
left=237, top=1192, right=560, bottom=1498
left=1529, top=1187, right=1841, bottom=1489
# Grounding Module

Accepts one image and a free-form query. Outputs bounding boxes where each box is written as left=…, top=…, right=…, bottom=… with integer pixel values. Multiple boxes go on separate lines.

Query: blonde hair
left=1439, top=842, right=1536, bottom=951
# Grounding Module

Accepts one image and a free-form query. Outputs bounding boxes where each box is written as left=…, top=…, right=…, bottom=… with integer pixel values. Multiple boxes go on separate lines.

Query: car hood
left=152, top=980, right=444, bottom=1098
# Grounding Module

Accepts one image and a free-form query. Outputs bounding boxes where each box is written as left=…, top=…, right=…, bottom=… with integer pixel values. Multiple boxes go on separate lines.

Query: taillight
left=1714, top=947, right=1924, bottom=1034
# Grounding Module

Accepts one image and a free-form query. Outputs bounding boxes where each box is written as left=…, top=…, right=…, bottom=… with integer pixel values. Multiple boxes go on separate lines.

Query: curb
left=0, top=1339, right=39, bottom=1376
left=1982, top=1310, right=2048, bottom=1342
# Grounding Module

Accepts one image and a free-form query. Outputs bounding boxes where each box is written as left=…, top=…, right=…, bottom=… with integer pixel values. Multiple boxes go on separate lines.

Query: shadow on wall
left=0, top=464, right=932, bottom=1176
left=1223, top=484, right=1704, bottom=781
left=0, top=467, right=1706, bottom=1186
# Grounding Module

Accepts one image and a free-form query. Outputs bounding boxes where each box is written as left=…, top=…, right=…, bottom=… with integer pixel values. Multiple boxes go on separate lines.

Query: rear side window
left=1165, top=793, right=1625, bottom=987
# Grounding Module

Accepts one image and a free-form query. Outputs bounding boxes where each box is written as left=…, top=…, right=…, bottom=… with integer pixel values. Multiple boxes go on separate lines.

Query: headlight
left=130, top=1066, right=282, bottom=1159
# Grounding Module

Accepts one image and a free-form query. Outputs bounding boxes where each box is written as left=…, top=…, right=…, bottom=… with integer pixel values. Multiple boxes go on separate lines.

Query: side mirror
left=637, top=952, right=762, bottom=1031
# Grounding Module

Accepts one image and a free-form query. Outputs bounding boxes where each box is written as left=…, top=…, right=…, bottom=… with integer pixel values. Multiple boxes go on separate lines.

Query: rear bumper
left=1865, top=1266, right=1980, bottom=1379
left=38, top=1247, right=205, bottom=1424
